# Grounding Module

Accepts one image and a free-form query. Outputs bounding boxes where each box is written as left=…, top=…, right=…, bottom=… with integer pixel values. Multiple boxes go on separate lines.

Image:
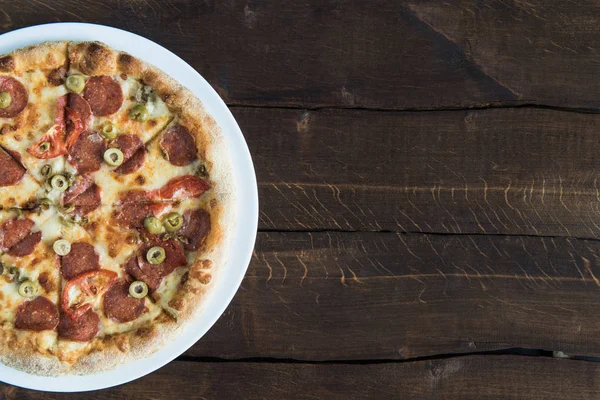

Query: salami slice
left=61, top=242, right=100, bottom=280
left=6, top=231, right=41, bottom=257
left=0, top=77, right=28, bottom=118
left=179, top=209, right=211, bottom=251
left=160, top=125, right=197, bottom=166
left=113, top=134, right=145, bottom=175
left=68, top=131, right=106, bottom=173
left=68, top=93, right=91, bottom=123
left=63, top=175, right=101, bottom=215
left=0, top=218, right=34, bottom=251
left=135, top=239, right=187, bottom=290
left=57, top=309, right=99, bottom=342
left=0, top=146, right=25, bottom=186
left=115, top=191, right=169, bottom=229
left=123, top=256, right=162, bottom=293
left=103, top=280, right=147, bottom=323
left=83, top=76, right=123, bottom=116
left=14, top=296, right=59, bottom=331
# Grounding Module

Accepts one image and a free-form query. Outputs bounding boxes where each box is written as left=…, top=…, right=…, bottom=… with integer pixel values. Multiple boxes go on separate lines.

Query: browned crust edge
left=0, top=41, right=68, bottom=74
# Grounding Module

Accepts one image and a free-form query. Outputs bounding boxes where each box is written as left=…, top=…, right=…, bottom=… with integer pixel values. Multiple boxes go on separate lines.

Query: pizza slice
left=0, top=209, right=61, bottom=365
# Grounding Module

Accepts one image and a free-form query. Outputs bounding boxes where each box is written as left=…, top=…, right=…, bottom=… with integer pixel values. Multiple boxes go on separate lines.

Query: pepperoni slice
left=113, top=134, right=145, bottom=175
left=179, top=209, right=211, bottom=251
left=63, top=176, right=101, bottom=216
left=160, top=126, right=197, bottom=166
left=6, top=231, right=41, bottom=257
left=61, top=242, right=100, bottom=280
left=0, top=77, right=28, bottom=118
left=153, top=175, right=210, bottom=200
left=0, top=218, right=34, bottom=251
left=68, top=131, right=106, bottom=173
left=83, top=76, right=123, bottom=116
left=115, top=191, right=169, bottom=229
left=0, top=146, right=25, bottom=186
left=124, top=239, right=187, bottom=292
left=58, top=309, right=99, bottom=342
left=14, top=296, right=59, bottom=331
left=68, top=93, right=91, bottom=123
left=103, top=280, right=147, bottom=323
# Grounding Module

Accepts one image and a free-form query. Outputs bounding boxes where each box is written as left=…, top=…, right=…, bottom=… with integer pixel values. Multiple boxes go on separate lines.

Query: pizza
left=0, top=41, right=235, bottom=375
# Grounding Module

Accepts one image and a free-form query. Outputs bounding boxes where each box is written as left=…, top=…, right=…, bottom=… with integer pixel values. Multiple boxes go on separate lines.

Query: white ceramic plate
left=0, top=23, right=258, bottom=392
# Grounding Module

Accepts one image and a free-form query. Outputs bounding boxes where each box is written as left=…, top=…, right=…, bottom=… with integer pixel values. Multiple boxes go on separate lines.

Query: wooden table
left=3, top=1, right=600, bottom=398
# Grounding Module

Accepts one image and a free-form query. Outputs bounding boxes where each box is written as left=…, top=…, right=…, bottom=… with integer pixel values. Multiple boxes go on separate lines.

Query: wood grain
left=243, top=106, right=600, bottom=237
left=2, top=356, right=599, bottom=399
left=185, top=231, right=600, bottom=360
left=1, top=0, right=600, bottom=109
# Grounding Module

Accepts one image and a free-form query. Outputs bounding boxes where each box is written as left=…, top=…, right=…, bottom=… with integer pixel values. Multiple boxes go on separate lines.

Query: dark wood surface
left=2, top=0, right=600, bottom=398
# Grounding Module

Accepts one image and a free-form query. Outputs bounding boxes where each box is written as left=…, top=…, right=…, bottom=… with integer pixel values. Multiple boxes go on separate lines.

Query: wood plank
left=2, top=356, right=599, bottom=399
left=188, top=231, right=600, bottom=360
left=241, top=106, right=600, bottom=237
left=2, top=0, right=599, bottom=109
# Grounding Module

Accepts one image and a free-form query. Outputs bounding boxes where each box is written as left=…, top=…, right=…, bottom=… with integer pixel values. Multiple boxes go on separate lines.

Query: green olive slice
left=40, top=164, right=52, bottom=178
left=104, top=148, right=124, bottom=166
left=38, top=197, right=52, bottom=210
left=146, top=246, right=166, bottom=264
left=0, top=92, right=12, bottom=109
left=38, top=142, right=51, bottom=153
left=18, top=280, right=37, bottom=298
left=144, top=216, right=163, bottom=234
left=129, top=104, right=149, bottom=122
left=129, top=281, right=149, bottom=298
left=7, top=267, right=19, bottom=282
left=50, top=174, right=68, bottom=191
left=163, top=212, right=183, bottom=233
left=53, top=239, right=71, bottom=256
left=66, top=74, right=85, bottom=93
left=59, top=204, right=75, bottom=214
left=101, top=122, right=117, bottom=140
left=8, top=207, right=23, bottom=219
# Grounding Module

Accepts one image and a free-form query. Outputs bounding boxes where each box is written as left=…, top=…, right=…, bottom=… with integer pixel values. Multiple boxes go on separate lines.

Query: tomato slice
left=27, top=95, right=68, bottom=159
left=61, top=269, right=117, bottom=320
left=64, top=106, right=85, bottom=149
left=152, top=175, right=210, bottom=200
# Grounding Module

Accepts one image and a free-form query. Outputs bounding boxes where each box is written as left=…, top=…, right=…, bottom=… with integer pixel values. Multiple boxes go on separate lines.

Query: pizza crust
left=0, top=40, right=238, bottom=375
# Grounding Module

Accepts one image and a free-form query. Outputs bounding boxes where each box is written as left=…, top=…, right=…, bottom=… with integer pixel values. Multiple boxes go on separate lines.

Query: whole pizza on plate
left=0, top=41, right=235, bottom=375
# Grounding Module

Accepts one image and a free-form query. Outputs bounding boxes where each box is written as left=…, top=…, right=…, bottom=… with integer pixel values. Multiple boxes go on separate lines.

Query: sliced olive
left=18, top=280, right=37, bottom=298
left=66, top=74, right=85, bottom=93
left=53, top=239, right=71, bottom=256
left=8, top=207, right=23, bottom=218
left=0, top=92, right=11, bottom=108
left=40, top=164, right=52, bottom=177
left=38, top=197, right=52, bottom=210
left=59, top=204, right=75, bottom=214
left=39, top=142, right=51, bottom=153
left=58, top=216, right=74, bottom=227
left=101, top=122, right=117, bottom=140
left=7, top=267, right=19, bottom=282
left=146, top=246, right=166, bottom=264
left=129, top=104, right=149, bottom=122
left=50, top=174, right=68, bottom=191
left=144, top=216, right=163, bottom=234
left=163, top=212, right=183, bottom=233
left=104, top=148, right=124, bottom=166
left=129, top=281, right=149, bottom=298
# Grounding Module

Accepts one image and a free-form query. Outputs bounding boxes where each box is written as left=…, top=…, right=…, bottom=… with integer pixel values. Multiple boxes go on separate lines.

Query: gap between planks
left=174, top=347, right=600, bottom=365
left=227, top=102, right=600, bottom=115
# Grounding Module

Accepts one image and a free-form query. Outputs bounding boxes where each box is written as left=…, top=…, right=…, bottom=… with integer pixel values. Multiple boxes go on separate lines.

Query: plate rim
left=0, top=22, right=258, bottom=392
